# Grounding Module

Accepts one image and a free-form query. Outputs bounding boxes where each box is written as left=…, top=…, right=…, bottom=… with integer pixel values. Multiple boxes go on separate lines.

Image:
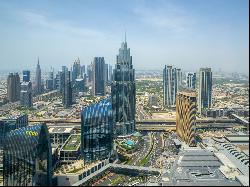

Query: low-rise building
left=48, top=126, right=74, bottom=146
left=60, top=134, right=81, bottom=163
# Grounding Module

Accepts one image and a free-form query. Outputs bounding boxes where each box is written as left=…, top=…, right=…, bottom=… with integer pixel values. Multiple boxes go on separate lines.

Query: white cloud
left=19, top=10, right=105, bottom=39
left=133, top=2, right=194, bottom=32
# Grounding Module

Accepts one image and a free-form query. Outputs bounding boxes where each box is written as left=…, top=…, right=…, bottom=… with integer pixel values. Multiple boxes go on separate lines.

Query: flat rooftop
left=225, top=135, right=249, bottom=143
left=61, top=134, right=81, bottom=151
left=48, top=126, right=74, bottom=134
left=170, top=149, right=242, bottom=186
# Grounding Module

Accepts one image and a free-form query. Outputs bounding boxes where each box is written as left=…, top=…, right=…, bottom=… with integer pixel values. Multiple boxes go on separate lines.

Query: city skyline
left=0, top=0, right=249, bottom=74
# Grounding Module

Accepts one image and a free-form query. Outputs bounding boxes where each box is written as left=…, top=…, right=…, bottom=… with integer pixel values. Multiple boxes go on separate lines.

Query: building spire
left=38, top=57, right=39, bottom=65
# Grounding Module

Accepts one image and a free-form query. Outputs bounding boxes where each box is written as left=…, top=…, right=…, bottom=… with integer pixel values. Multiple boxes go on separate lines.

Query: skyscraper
left=163, top=66, right=182, bottom=107
left=81, top=98, right=113, bottom=164
left=176, top=90, right=197, bottom=147
left=108, top=64, right=113, bottom=82
left=72, top=58, right=81, bottom=83
left=35, top=58, right=42, bottom=95
left=3, top=123, right=52, bottom=186
left=87, top=64, right=93, bottom=83
left=61, top=66, right=73, bottom=108
left=198, top=68, right=212, bottom=113
left=93, top=57, right=105, bottom=96
left=20, top=81, right=33, bottom=107
left=176, top=68, right=183, bottom=86
left=112, top=35, right=136, bottom=136
left=186, top=72, right=196, bottom=89
left=46, top=68, right=54, bottom=91
left=104, top=63, right=109, bottom=84
left=22, top=70, right=30, bottom=82
left=7, top=73, right=20, bottom=102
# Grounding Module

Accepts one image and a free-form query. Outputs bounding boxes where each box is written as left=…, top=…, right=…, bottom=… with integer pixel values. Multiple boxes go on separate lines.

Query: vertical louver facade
left=176, top=91, right=197, bottom=147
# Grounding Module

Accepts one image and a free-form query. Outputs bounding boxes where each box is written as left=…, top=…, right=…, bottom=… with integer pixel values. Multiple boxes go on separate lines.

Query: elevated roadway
left=29, top=118, right=236, bottom=124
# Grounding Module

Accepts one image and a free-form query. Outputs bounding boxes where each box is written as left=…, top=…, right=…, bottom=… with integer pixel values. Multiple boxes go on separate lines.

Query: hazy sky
left=0, top=0, right=249, bottom=73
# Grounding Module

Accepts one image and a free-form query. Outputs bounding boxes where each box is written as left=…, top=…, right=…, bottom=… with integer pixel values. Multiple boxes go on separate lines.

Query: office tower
left=22, top=70, right=30, bottom=82
left=186, top=72, right=196, bottom=89
left=81, top=98, right=113, bottom=164
left=93, top=57, right=105, bottom=96
left=104, top=64, right=109, bottom=84
left=7, top=73, right=20, bottom=102
left=176, top=90, right=197, bottom=147
left=72, top=58, right=81, bottom=83
left=61, top=66, right=72, bottom=108
left=3, top=123, right=52, bottom=186
left=20, top=81, right=33, bottom=107
left=35, top=58, right=42, bottom=95
left=176, top=68, right=183, bottom=86
left=198, top=68, right=212, bottom=113
left=54, top=71, right=61, bottom=90
left=46, top=68, right=54, bottom=91
left=108, top=64, right=113, bottom=82
left=81, top=65, right=85, bottom=75
left=112, top=35, right=136, bottom=136
left=87, top=64, right=93, bottom=83
left=74, top=78, right=85, bottom=93
left=0, top=115, right=28, bottom=185
left=163, top=66, right=182, bottom=107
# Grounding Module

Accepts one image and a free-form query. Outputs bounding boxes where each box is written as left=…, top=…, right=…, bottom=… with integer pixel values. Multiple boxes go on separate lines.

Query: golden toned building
left=176, top=90, right=197, bottom=147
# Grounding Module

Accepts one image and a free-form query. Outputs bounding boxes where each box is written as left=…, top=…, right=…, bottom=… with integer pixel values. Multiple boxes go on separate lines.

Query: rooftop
left=61, top=134, right=81, bottom=151
left=48, top=126, right=74, bottom=134
left=170, top=149, right=242, bottom=186
left=225, top=135, right=249, bottom=143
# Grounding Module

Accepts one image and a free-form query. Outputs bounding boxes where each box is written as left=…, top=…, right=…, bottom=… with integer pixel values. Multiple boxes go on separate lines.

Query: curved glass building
left=3, top=123, right=52, bottom=186
left=81, top=98, right=113, bottom=164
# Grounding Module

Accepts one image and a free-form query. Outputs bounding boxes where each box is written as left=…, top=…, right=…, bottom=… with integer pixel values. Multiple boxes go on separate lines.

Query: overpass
left=29, top=118, right=236, bottom=125
left=230, top=114, right=249, bottom=125
left=29, top=118, right=81, bottom=124
left=72, top=163, right=160, bottom=186
left=136, top=123, right=242, bottom=132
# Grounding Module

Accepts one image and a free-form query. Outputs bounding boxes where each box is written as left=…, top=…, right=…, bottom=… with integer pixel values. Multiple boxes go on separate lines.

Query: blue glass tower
left=3, top=123, right=52, bottom=186
left=198, top=68, right=212, bottom=113
left=112, top=35, right=136, bottom=136
left=23, top=70, right=30, bottom=82
left=81, top=98, right=113, bottom=164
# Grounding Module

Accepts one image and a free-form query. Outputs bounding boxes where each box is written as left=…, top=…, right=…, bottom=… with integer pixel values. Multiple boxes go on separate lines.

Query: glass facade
left=0, top=115, right=28, bottom=186
left=112, top=38, right=136, bottom=136
left=93, top=57, right=106, bottom=96
left=198, top=68, right=212, bottom=113
left=3, top=124, right=52, bottom=186
left=81, top=98, right=113, bottom=164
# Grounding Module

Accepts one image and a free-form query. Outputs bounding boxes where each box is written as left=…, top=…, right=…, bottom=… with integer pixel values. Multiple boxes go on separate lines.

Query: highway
left=29, top=117, right=236, bottom=124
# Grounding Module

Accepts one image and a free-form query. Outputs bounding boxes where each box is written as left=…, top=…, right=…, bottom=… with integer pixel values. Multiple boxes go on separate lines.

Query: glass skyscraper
left=163, top=66, right=182, bottom=107
left=112, top=36, right=136, bottom=136
left=81, top=98, right=113, bottom=164
left=3, top=123, right=52, bottom=186
left=7, top=73, right=20, bottom=103
left=35, top=58, right=42, bottom=95
left=23, top=70, right=31, bottom=82
left=186, top=72, right=196, bottom=89
left=92, top=57, right=106, bottom=96
left=61, top=66, right=73, bottom=108
left=198, top=68, right=212, bottom=113
left=72, top=58, right=81, bottom=83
